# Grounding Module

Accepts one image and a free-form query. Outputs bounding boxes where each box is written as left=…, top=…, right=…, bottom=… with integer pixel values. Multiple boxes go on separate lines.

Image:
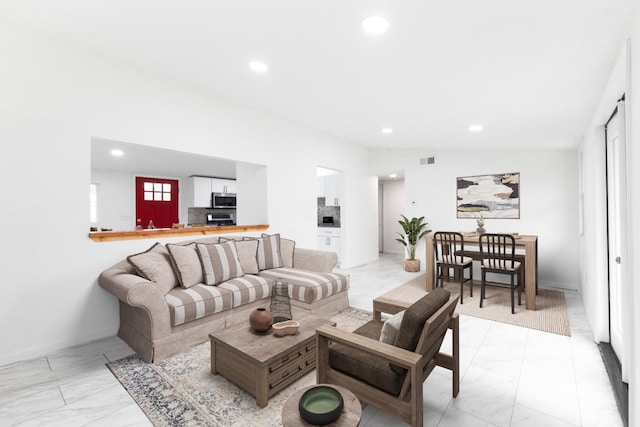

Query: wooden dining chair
left=433, top=231, right=473, bottom=304
left=478, top=233, right=522, bottom=314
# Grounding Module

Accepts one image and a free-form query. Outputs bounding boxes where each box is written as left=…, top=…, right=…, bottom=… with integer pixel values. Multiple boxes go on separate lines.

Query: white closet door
left=606, top=101, right=629, bottom=382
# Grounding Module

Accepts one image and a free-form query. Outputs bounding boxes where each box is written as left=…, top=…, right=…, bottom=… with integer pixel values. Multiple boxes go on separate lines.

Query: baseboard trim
left=0, top=326, right=117, bottom=367
left=598, top=342, right=628, bottom=426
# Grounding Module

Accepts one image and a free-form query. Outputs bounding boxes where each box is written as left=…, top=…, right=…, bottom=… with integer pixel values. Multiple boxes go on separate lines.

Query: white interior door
left=605, top=101, right=629, bottom=382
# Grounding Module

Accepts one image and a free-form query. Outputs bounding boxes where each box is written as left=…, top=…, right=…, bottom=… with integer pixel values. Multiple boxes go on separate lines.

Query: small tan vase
left=405, top=259, right=420, bottom=272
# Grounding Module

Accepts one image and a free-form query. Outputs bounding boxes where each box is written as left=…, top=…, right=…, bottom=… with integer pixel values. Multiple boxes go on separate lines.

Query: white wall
left=236, top=162, right=268, bottom=226
left=380, top=179, right=406, bottom=255
left=579, top=7, right=640, bottom=424
left=370, top=149, right=579, bottom=289
left=578, top=46, right=626, bottom=343
left=91, top=169, right=135, bottom=231
left=0, top=24, right=378, bottom=365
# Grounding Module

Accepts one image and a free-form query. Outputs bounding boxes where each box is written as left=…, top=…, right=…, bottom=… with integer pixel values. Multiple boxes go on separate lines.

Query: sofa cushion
left=329, top=320, right=405, bottom=396
left=196, top=240, right=245, bottom=286
left=127, top=242, right=178, bottom=295
left=280, top=238, right=295, bottom=268
left=221, top=238, right=259, bottom=275
left=250, top=233, right=284, bottom=270
left=258, top=268, right=349, bottom=304
left=217, top=274, right=272, bottom=307
left=165, top=284, right=233, bottom=326
left=166, top=243, right=203, bottom=288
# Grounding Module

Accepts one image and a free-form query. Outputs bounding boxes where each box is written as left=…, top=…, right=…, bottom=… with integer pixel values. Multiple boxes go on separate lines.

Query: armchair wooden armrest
left=372, top=297, right=413, bottom=320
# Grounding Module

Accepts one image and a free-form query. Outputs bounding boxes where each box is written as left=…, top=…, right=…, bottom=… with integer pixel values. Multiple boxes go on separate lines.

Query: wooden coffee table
left=209, top=315, right=335, bottom=408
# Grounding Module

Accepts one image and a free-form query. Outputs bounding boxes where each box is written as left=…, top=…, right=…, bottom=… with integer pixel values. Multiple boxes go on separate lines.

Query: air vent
left=419, top=156, right=435, bottom=165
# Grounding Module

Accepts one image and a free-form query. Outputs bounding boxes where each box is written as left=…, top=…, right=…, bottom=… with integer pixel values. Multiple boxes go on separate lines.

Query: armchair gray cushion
left=394, top=288, right=451, bottom=352
left=328, top=319, right=405, bottom=396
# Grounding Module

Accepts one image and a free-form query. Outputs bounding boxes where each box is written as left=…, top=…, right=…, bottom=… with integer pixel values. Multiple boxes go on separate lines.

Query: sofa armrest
left=293, top=248, right=338, bottom=272
left=98, top=261, right=171, bottom=339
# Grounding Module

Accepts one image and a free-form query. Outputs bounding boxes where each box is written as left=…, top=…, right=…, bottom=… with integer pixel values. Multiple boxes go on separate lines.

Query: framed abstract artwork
left=456, top=172, right=520, bottom=219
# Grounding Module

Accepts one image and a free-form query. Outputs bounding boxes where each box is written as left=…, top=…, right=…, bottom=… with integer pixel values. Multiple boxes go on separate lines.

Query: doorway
left=135, top=176, right=179, bottom=229
left=378, top=178, right=405, bottom=255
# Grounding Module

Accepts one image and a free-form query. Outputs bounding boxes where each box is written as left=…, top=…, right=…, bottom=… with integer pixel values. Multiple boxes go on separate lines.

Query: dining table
left=425, top=233, right=539, bottom=310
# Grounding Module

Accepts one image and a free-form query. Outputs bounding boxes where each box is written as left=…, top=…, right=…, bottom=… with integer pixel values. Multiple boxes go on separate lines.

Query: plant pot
left=405, top=259, right=420, bottom=272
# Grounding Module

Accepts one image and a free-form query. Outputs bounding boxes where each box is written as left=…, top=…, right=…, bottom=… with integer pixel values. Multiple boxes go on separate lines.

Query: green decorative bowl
left=298, top=385, right=344, bottom=425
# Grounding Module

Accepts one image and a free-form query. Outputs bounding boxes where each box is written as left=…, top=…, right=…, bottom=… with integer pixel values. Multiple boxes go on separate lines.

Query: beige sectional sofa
left=99, top=233, right=350, bottom=362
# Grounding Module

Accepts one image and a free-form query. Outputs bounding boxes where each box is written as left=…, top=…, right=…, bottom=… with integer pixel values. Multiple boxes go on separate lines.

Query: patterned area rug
left=107, top=308, right=372, bottom=427
left=380, top=274, right=571, bottom=336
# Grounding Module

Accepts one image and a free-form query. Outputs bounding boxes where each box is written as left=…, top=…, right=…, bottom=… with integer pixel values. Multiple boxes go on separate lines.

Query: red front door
left=135, top=177, right=179, bottom=229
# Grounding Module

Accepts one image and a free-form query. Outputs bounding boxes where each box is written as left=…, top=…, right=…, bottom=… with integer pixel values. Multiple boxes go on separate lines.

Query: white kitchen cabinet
left=211, top=178, right=236, bottom=194
left=317, top=227, right=341, bottom=263
left=317, top=174, right=341, bottom=206
left=190, top=176, right=213, bottom=207
left=317, top=177, right=326, bottom=197
left=188, top=176, right=237, bottom=207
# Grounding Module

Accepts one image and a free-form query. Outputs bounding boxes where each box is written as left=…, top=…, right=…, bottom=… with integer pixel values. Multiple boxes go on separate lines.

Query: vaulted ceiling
left=2, top=0, right=637, bottom=150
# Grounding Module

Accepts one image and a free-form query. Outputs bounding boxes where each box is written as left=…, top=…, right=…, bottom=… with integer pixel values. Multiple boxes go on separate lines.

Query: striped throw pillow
left=256, top=233, right=284, bottom=270
left=196, top=240, right=245, bottom=286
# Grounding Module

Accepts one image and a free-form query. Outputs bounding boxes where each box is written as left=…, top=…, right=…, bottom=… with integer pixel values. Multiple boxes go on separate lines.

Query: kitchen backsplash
left=188, top=207, right=236, bottom=226
left=317, top=198, right=340, bottom=227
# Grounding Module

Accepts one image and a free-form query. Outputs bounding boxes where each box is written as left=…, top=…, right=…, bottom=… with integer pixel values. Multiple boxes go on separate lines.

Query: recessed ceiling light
left=362, top=16, right=389, bottom=34
left=469, top=124, right=484, bottom=132
left=249, top=61, right=268, bottom=73
left=390, top=173, right=398, bottom=179
left=382, top=127, right=393, bottom=134
left=110, top=149, right=124, bottom=157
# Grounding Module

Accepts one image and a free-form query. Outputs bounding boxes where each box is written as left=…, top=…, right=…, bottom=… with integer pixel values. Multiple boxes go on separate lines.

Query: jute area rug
left=107, top=308, right=372, bottom=427
left=381, top=274, right=571, bottom=336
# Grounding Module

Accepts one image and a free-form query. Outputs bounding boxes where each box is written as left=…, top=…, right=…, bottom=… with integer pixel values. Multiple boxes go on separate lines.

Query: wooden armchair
left=316, top=288, right=459, bottom=427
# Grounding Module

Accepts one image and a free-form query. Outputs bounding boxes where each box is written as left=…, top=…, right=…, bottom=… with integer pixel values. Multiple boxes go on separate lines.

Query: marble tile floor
left=0, top=253, right=622, bottom=426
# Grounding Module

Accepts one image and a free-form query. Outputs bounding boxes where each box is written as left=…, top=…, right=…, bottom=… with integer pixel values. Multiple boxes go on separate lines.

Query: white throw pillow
left=379, top=310, right=406, bottom=344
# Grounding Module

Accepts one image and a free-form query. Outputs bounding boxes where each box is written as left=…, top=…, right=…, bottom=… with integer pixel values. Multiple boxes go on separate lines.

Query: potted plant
left=396, top=215, right=432, bottom=272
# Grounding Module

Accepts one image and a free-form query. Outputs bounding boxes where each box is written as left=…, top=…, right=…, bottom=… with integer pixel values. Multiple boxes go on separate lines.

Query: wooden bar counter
left=89, top=224, right=269, bottom=242
left=426, top=233, right=538, bottom=310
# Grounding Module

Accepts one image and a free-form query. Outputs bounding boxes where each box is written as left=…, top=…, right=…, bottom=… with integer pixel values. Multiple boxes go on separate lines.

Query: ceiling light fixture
left=390, top=173, right=398, bottom=179
left=382, top=127, right=393, bottom=134
left=110, top=149, right=124, bottom=157
left=362, top=16, right=389, bottom=34
left=249, top=61, right=268, bottom=73
left=469, top=124, right=484, bottom=132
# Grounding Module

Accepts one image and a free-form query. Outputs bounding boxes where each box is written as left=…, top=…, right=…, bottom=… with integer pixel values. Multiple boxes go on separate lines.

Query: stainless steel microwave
left=212, top=192, right=236, bottom=208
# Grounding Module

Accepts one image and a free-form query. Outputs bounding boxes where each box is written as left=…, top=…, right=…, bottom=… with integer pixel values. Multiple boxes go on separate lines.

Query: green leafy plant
left=396, top=215, right=432, bottom=260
